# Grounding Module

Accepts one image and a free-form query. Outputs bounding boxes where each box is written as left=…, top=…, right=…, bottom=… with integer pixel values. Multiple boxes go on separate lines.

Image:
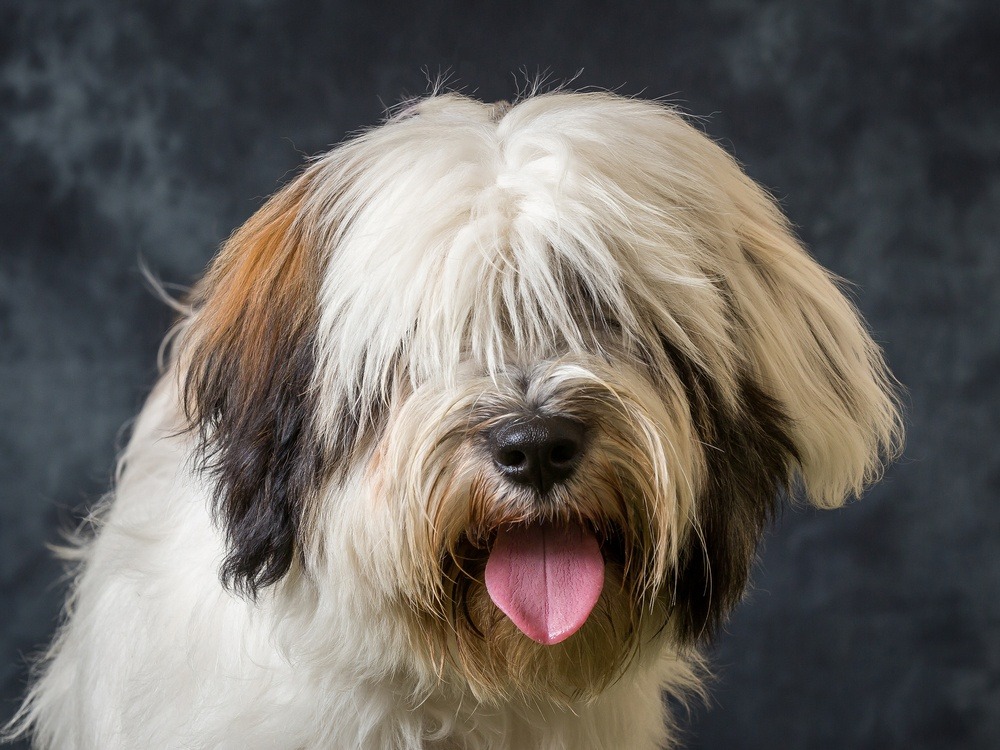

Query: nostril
left=498, top=448, right=528, bottom=469
left=548, top=440, right=578, bottom=466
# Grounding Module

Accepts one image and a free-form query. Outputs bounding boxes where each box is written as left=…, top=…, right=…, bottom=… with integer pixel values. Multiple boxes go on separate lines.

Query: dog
left=7, top=90, right=902, bottom=749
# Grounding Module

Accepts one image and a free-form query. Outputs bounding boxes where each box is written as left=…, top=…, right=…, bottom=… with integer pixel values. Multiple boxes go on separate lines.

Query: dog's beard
left=439, top=475, right=672, bottom=706
left=374, top=359, right=700, bottom=706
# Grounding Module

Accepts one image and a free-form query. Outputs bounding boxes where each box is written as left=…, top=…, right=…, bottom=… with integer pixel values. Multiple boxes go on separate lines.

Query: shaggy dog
left=7, top=91, right=901, bottom=749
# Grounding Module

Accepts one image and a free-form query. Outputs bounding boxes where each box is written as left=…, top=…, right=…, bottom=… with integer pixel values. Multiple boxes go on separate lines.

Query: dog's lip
left=474, top=518, right=621, bottom=554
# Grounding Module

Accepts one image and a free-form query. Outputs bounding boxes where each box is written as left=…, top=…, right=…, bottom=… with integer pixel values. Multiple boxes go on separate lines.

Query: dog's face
left=180, top=92, right=900, bottom=704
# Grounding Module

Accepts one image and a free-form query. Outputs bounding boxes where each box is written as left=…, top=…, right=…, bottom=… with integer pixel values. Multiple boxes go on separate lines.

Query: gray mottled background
left=2, top=1, right=998, bottom=748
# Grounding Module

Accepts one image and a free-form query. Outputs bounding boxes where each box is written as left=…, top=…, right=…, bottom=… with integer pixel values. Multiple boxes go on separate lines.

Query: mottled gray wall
left=2, top=1, right=998, bottom=748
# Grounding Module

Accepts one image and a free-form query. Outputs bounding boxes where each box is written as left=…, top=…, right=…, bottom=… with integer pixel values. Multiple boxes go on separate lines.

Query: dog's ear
left=181, top=169, right=328, bottom=596
left=662, top=337, right=799, bottom=641
left=725, top=178, right=904, bottom=509
left=668, top=169, right=902, bottom=641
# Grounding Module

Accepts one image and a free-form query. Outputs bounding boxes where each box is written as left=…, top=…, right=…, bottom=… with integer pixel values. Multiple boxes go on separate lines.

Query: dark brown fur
left=660, top=336, right=799, bottom=643
left=182, top=173, right=326, bottom=596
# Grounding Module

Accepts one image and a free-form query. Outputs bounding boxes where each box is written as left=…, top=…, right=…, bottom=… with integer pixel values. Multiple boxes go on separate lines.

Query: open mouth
left=484, top=520, right=606, bottom=645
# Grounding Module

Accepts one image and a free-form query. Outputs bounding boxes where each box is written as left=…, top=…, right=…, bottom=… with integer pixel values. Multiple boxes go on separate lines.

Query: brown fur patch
left=182, top=171, right=327, bottom=595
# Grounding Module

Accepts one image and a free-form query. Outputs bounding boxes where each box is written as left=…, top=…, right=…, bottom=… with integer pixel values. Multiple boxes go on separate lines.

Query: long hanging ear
left=181, top=169, right=327, bottom=596
left=667, top=169, right=903, bottom=641
left=724, top=174, right=904, bottom=508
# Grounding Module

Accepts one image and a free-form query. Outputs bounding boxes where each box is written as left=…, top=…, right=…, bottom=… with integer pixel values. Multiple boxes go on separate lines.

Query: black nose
left=488, top=416, right=586, bottom=494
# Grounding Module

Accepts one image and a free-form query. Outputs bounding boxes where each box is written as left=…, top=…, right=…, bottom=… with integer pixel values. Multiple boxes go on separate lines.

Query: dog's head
left=180, top=92, right=901, bottom=703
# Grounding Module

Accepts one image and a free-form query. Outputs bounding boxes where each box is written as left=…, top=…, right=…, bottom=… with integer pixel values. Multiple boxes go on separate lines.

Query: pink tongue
left=484, top=521, right=605, bottom=645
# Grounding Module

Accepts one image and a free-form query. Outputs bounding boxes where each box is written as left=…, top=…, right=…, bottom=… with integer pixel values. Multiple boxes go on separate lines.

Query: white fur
left=7, top=91, right=901, bottom=749
left=10, top=375, right=699, bottom=749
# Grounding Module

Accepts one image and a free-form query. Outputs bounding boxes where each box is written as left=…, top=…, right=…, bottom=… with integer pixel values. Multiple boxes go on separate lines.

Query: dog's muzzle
left=483, top=414, right=605, bottom=646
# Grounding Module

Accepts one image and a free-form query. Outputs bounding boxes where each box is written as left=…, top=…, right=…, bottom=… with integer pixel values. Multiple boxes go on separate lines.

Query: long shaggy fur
left=6, top=90, right=901, bottom=750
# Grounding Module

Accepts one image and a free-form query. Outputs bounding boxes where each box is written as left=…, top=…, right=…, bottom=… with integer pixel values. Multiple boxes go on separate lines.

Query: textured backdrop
left=2, top=1, right=998, bottom=748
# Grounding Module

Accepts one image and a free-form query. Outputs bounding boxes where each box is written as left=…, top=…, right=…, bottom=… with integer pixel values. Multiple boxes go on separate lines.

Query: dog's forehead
left=309, top=93, right=737, bottom=402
